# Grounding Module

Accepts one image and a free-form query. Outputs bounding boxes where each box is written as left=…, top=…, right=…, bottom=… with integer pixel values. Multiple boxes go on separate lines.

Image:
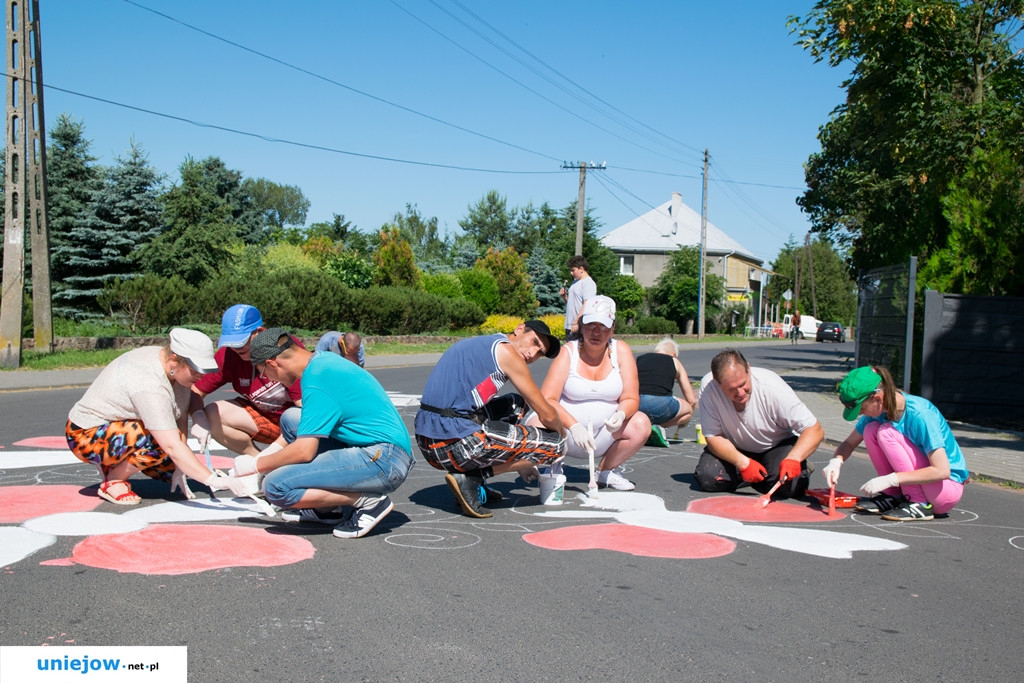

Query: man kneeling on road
left=233, top=328, right=414, bottom=538
left=415, top=321, right=567, bottom=518
left=694, top=349, right=823, bottom=498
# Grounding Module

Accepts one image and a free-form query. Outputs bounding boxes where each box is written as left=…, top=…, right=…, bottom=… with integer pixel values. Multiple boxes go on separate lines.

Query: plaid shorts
left=417, top=420, right=565, bottom=473
left=65, top=419, right=176, bottom=482
left=239, top=401, right=283, bottom=443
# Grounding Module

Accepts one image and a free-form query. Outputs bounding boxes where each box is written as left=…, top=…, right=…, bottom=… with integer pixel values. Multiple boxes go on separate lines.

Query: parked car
left=816, top=322, right=845, bottom=342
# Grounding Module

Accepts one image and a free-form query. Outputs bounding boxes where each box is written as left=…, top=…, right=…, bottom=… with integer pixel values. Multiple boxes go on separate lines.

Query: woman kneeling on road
left=65, top=328, right=251, bottom=504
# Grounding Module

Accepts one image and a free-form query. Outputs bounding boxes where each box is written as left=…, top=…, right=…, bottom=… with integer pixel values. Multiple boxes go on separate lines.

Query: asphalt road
left=1, top=343, right=1021, bottom=682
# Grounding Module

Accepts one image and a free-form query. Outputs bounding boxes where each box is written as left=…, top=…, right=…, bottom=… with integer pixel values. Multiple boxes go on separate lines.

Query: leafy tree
left=47, top=114, right=102, bottom=291
left=542, top=200, right=619, bottom=293
left=324, top=249, right=374, bottom=289
left=239, top=177, right=310, bottom=244
left=477, top=246, right=537, bottom=317
left=766, top=235, right=857, bottom=324
left=54, top=140, right=165, bottom=316
left=372, top=226, right=421, bottom=288
left=422, top=272, right=464, bottom=299
left=605, top=274, right=646, bottom=324
left=459, top=190, right=515, bottom=254
left=789, top=0, right=1024, bottom=295
left=391, top=203, right=448, bottom=269
left=649, top=245, right=725, bottom=331
left=450, top=233, right=482, bottom=270
left=140, top=156, right=240, bottom=286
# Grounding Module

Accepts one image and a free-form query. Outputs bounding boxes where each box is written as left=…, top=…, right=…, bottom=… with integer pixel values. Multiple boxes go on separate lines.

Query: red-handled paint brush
left=758, top=476, right=788, bottom=508
left=828, top=484, right=836, bottom=516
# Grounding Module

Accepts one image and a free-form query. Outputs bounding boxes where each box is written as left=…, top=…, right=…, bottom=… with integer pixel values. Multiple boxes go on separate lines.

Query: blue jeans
left=638, top=394, right=680, bottom=426
left=264, top=407, right=414, bottom=508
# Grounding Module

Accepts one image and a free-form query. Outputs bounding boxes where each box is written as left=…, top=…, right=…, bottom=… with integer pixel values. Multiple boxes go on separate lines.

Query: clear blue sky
left=14, top=1, right=848, bottom=264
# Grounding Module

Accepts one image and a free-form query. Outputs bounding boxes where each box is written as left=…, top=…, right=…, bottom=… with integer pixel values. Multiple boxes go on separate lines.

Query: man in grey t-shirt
left=559, top=255, right=596, bottom=341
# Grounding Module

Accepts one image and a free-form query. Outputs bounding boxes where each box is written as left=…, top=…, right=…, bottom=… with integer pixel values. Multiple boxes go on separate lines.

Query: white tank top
left=562, top=339, right=623, bottom=404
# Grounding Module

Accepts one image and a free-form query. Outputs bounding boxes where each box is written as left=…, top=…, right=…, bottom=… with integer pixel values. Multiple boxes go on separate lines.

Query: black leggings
left=694, top=436, right=809, bottom=498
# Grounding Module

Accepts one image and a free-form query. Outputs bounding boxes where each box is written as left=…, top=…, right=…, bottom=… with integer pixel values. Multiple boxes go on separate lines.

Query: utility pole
left=562, top=161, right=605, bottom=256
left=1, top=0, right=52, bottom=368
left=806, top=232, right=818, bottom=319
left=698, top=149, right=709, bottom=339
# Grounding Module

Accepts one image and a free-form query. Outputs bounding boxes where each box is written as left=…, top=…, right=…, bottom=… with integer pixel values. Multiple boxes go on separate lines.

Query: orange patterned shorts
left=239, top=401, right=282, bottom=444
left=65, top=419, right=176, bottom=482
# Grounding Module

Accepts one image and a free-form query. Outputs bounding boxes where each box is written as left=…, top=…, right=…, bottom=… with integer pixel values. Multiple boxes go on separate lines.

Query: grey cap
left=249, top=327, right=294, bottom=365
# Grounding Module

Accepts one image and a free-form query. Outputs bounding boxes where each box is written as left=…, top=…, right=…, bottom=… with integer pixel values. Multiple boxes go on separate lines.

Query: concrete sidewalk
left=2, top=349, right=1020, bottom=485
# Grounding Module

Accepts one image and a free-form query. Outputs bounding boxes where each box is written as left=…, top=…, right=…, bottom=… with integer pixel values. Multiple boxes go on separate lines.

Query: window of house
left=620, top=255, right=634, bottom=275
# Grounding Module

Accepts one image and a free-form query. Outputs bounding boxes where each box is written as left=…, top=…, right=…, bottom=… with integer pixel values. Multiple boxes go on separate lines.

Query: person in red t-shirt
left=190, top=305, right=303, bottom=455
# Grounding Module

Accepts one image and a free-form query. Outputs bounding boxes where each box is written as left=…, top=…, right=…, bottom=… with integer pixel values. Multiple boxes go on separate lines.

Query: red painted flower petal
left=524, top=523, right=735, bottom=559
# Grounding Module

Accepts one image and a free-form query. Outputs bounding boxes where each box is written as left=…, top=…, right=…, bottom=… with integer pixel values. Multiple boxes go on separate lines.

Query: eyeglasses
left=841, top=389, right=876, bottom=409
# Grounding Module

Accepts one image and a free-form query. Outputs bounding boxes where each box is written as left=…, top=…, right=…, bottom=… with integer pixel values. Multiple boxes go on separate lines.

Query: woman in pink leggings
left=821, top=366, right=968, bottom=521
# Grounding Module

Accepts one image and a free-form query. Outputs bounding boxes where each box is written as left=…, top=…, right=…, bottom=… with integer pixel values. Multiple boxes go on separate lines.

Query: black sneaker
left=281, top=506, right=351, bottom=525
left=481, top=484, right=502, bottom=505
left=855, top=493, right=906, bottom=514
left=333, top=496, right=395, bottom=538
left=445, top=472, right=493, bottom=518
left=881, top=500, right=934, bottom=522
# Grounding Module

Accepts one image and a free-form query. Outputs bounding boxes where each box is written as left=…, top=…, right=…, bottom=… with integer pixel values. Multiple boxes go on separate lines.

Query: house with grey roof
left=600, top=192, right=769, bottom=322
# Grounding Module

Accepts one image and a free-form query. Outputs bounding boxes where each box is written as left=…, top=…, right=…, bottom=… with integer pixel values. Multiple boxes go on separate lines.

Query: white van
left=782, top=313, right=820, bottom=340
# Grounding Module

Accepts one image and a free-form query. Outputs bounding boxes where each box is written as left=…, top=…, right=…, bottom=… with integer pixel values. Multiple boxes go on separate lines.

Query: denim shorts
left=638, top=394, right=680, bottom=425
left=262, top=441, right=415, bottom=508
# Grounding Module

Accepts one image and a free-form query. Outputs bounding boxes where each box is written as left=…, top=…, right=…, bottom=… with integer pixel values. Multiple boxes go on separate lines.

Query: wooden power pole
left=1, top=0, right=52, bottom=368
left=698, top=149, right=709, bottom=339
left=562, top=161, right=605, bottom=256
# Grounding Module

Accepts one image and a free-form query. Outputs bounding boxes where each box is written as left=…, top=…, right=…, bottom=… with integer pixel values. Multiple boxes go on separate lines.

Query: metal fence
left=855, top=257, right=917, bottom=391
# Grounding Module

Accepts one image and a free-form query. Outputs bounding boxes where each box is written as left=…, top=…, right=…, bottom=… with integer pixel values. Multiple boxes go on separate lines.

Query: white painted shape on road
left=0, top=450, right=79, bottom=469
left=23, top=511, right=148, bottom=536
left=0, top=527, right=55, bottom=566
left=123, top=499, right=268, bottom=523
left=386, top=392, right=421, bottom=407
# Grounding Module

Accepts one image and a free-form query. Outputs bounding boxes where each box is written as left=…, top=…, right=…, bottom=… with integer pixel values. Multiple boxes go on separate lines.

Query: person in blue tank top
left=824, top=366, right=969, bottom=522
left=414, top=321, right=566, bottom=518
left=232, top=328, right=414, bottom=539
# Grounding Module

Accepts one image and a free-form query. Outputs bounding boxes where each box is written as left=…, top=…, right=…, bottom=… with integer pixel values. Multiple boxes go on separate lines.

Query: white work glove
left=568, top=423, right=597, bottom=454
left=190, top=409, right=211, bottom=449
left=232, top=454, right=263, bottom=478
left=204, top=472, right=251, bottom=498
left=170, top=468, right=195, bottom=500
left=604, top=410, right=626, bottom=432
left=822, top=456, right=844, bottom=487
left=860, top=472, right=900, bottom=496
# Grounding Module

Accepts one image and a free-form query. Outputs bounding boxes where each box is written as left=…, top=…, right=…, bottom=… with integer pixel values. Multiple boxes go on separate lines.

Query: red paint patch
left=12, top=436, right=70, bottom=449
left=0, top=485, right=103, bottom=523
left=40, top=558, right=76, bottom=566
left=210, top=455, right=235, bottom=470
left=687, top=495, right=844, bottom=523
left=70, top=524, right=314, bottom=575
left=524, top=523, right=735, bottom=559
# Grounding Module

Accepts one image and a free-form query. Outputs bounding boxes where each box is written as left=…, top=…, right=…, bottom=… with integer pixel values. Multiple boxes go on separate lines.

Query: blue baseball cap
left=219, top=304, right=263, bottom=348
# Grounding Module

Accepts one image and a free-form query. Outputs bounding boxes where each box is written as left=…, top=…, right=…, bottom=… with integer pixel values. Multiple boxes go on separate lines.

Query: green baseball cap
left=838, top=366, right=882, bottom=421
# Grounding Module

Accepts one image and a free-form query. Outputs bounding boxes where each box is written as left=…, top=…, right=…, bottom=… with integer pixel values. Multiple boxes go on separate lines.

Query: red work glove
left=779, top=459, right=802, bottom=483
left=739, top=459, right=767, bottom=483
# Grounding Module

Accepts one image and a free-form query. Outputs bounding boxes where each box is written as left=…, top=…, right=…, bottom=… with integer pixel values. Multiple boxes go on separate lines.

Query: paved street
left=1, top=341, right=1021, bottom=681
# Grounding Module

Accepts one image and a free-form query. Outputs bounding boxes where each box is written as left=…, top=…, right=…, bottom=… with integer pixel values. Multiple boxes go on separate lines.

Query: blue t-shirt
left=297, top=352, right=411, bottom=453
left=315, top=330, right=365, bottom=367
left=856, top=393, right=968, bottom=483
left=414, top=334, right=509, bottom=441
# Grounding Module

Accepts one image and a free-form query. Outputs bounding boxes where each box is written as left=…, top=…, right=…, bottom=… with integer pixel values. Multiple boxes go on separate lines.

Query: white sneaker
left=597, top=468, right=635, bottom=491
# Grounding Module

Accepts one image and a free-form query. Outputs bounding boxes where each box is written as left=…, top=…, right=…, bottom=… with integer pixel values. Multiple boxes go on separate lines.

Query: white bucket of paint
left=228, top=468, right=261, bottom=495
left=538, top=470, right=567, bottom=505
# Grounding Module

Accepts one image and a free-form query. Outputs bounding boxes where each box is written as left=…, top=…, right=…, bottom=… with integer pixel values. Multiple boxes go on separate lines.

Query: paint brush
left=828, top=484, right=836, bottom=516
left=203, top=438, right=213, bottom=472
left=758, top=476, right=788, bottom=508
left=215, top=469, right=276, bottom=516
left=586, top=418, right=598, bottom=499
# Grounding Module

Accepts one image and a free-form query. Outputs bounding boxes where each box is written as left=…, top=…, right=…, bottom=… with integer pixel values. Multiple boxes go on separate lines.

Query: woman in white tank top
left=527, top=296, right=650, bottom=490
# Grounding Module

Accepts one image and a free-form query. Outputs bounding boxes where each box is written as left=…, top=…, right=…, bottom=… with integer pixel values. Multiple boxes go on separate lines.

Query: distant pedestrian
left=316, top=330, right=365, bottom=367
left=559, top=255, right=596, bottom=341
left=823, top=366, right=968, bottom=521
left=791, top=309, right=802, bottom=344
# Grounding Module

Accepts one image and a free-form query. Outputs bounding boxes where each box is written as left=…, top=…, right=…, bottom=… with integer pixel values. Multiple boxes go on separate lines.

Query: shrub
left=97, top=274, right=196, bottom=333
left=477, top=246, right=537, bottom=317
left=635, top=316, right=679, bottom=335
left=443, top=297, right=486, bottom=331
left=455, top=268, right=500, bottom=314
left=351, top=286, right=452, bottom=335
left=422, top=272, right=464, bottom=299
left=480, top=314, right=524, bottom=334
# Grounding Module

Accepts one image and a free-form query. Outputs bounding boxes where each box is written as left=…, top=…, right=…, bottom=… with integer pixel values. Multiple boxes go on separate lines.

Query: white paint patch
left=123, top=499, right=268, bottom=524
left=0, top=527, right=56, bottom=566
left=533, top=491, right=907, bottom=559
left=1009, top=536, right=1024, bottom=550
left=23, top=511, right=148, bottom=537
left=0, top=450, right=79, bottom=469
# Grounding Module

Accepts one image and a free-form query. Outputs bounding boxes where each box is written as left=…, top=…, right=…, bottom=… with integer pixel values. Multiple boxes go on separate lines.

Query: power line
left=40, top=81, right=564, bottom=175
left=122, top=0, right=562, bottom=163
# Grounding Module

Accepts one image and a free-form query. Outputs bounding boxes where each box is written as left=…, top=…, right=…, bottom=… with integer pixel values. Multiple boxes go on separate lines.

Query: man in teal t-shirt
left=232, top=328, right=413, bottom=539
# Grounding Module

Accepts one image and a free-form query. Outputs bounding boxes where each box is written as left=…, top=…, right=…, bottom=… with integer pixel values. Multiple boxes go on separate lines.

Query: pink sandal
left=98, top=479, right=141, bottom=505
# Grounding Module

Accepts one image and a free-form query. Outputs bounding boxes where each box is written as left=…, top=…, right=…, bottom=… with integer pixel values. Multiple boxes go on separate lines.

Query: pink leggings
left=863, top=422, right=963, bottom=514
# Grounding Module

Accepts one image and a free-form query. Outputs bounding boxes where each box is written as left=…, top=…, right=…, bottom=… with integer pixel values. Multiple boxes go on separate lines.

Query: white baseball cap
left=580, top=295, right=616, bottom=328
left=168, top=328, right=219, bottom=374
